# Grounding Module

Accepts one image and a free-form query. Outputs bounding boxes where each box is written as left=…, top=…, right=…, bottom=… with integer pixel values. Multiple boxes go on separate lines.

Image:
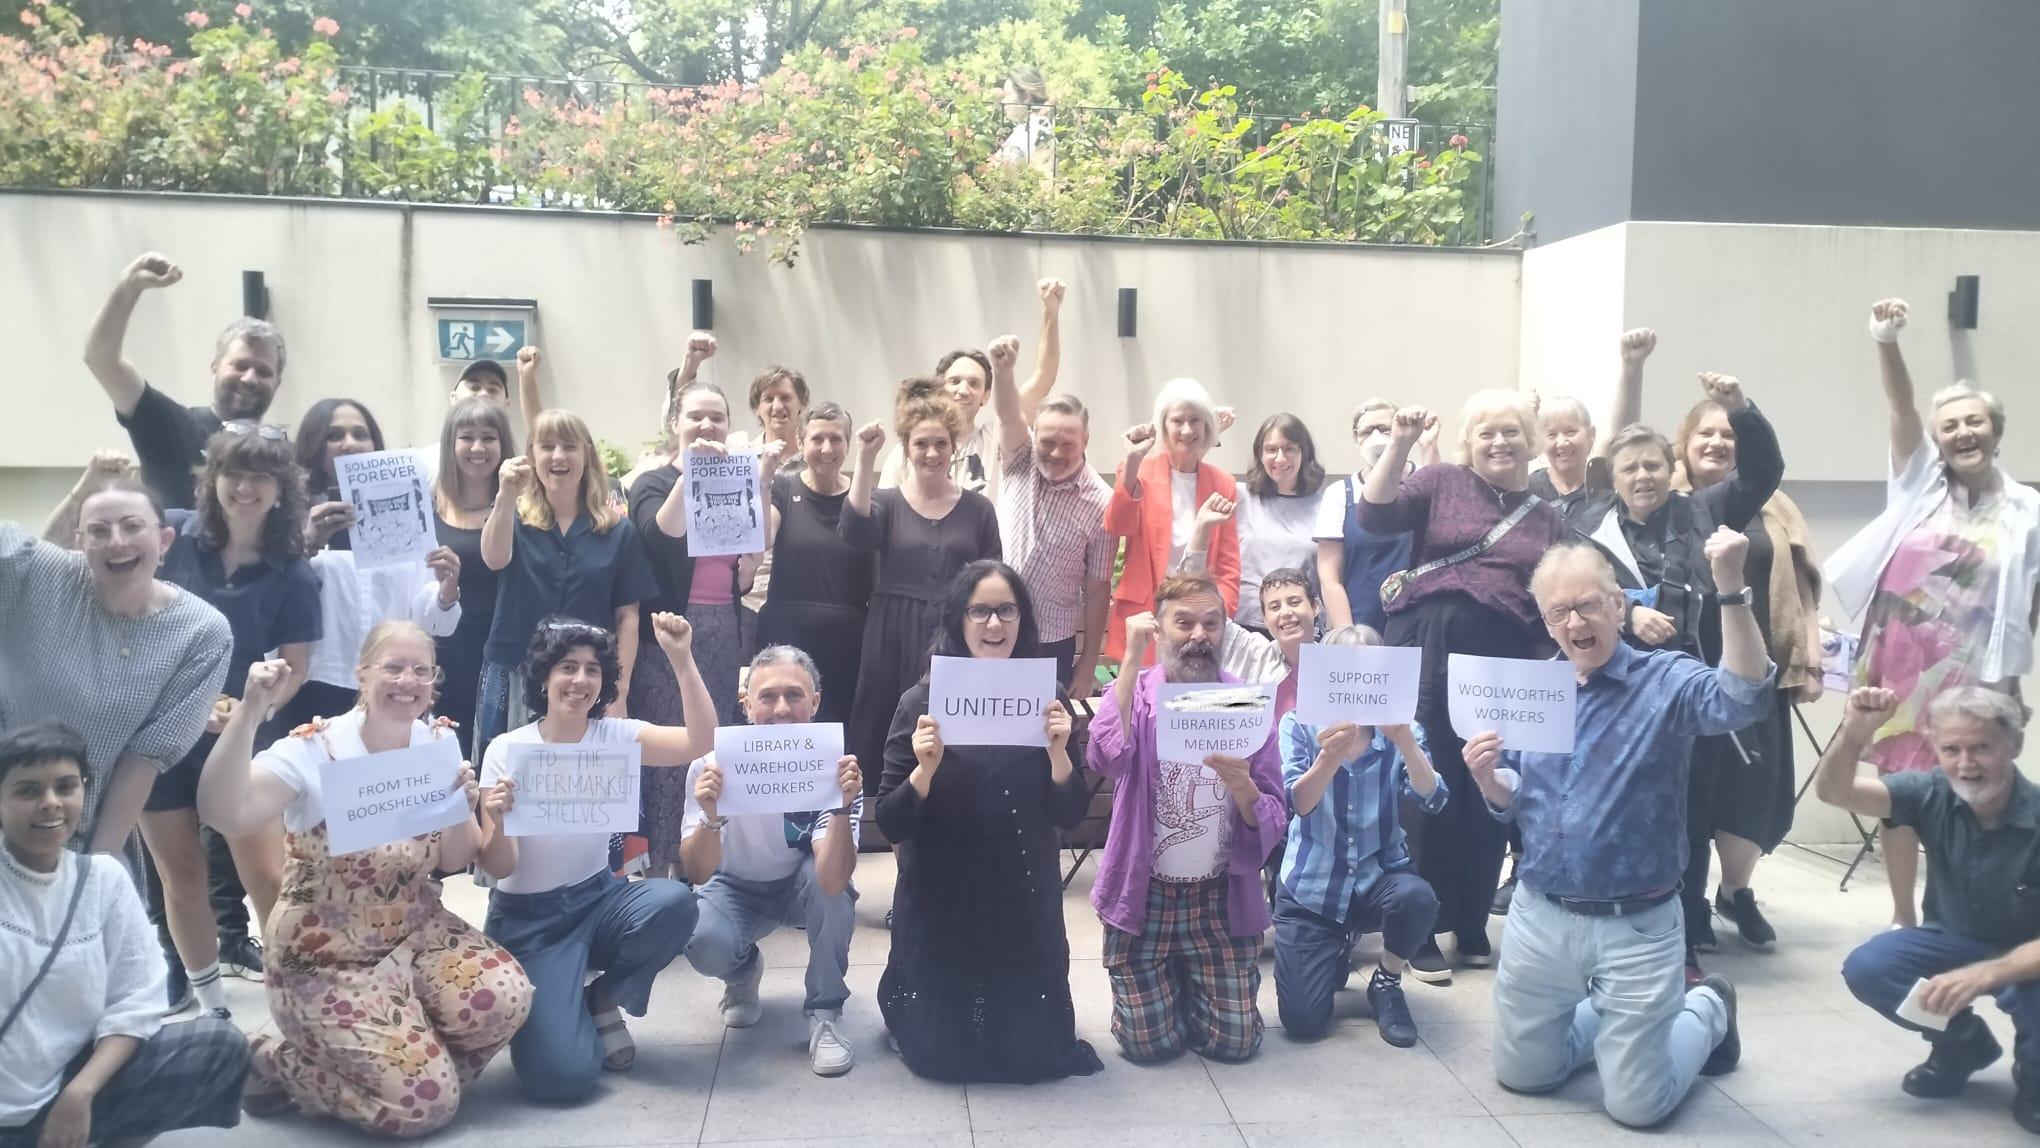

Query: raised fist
left=499, top=456, right=535, bottom=496
left=1038, top=278, right=1067, bottom=313
left=1697, top=371, right=1748, bottom=414
left=121, top=252, right=182, bottom=291
left=987, top=335, right=1020, bottom=374
left=1390, top=406, right=1431, bottom=447
left=516, top=346, right=541, bottom=374
left=1868, top=299, right=1908, bottom=344
left=685, top=332, right=718, bottom=364
left=1620, top=328, right=1658, bottom=363
left=1703, top=526, right=1750, bottom=592
left=855, top=420, right=886, bottom=457
left=1122, top=422, right=1155, bottom=460
left=1124, top=611, right=1158, bottom=657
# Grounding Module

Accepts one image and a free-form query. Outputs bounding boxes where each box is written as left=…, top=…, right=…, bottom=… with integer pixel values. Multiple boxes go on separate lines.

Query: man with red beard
left=1088, top=573, right=1287, bottom=1064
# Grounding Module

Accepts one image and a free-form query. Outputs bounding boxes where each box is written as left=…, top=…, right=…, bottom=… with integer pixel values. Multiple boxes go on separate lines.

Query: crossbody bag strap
left=1407, top=494, right=1542, bottom=581
left=0, top=855, right=92, bottom=1048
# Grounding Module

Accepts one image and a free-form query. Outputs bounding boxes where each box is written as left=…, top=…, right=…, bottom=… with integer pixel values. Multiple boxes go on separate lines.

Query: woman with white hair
left=1827, top=298, right=2040, bottom=928
left=1356, top=389, right=1566, bottom=981
left=1104, top=378, right=1239, bottom=667
left=1528, top=328, right=1656, bottom=523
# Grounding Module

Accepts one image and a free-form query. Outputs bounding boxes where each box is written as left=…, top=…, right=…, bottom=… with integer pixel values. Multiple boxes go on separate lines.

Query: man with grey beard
left=1820, top=685, right=2040, bottom=1135
left=1088, top=573, right=1287, bottom=1064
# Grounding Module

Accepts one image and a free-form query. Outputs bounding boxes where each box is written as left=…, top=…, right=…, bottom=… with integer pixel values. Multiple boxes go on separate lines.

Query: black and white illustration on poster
left=335, top=450, right=435, bottom=571
left=684, top=447, right=765, bottom=557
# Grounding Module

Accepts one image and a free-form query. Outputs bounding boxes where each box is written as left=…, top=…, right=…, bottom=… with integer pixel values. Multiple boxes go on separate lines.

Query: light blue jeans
left=685, top=857, right=855, bottom=1015
left=1493, top=890, right=1728, bottom=1127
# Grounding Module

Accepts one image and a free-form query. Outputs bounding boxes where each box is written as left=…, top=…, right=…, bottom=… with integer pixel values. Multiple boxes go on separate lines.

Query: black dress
left=875, top=683, right=1103, bottom=1083
left=758, top=475, right=872, bottom=726
left=840, top=488, right=1002, bottom=794
left=434, top=514, right=498, bottom=760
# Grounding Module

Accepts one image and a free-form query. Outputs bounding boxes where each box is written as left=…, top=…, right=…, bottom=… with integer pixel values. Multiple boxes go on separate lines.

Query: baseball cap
left=457, top=359, right=508, bottom=387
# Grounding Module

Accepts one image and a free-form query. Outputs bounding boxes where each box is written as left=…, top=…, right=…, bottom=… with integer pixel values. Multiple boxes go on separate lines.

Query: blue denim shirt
left=1491, top=643, right=1773, bottom=902
left=1278, top=715, right=1445, bottom=922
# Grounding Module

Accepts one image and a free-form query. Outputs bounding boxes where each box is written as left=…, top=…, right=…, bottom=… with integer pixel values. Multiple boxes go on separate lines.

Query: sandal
left=588, top=987, right=636, bottom=1071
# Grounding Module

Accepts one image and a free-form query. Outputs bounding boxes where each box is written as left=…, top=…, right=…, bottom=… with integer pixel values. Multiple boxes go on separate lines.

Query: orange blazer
left=1103, top=452, right=1240, bottom=663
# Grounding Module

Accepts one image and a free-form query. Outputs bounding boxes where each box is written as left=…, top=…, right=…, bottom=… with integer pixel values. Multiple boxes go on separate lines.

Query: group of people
left=3, top=250, right=2038, bottom=1144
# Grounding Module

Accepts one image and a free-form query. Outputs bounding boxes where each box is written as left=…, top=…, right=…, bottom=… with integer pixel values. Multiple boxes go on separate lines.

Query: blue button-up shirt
left=1278, top=715, right=1446, bottom=922
left=1492, top=643, right=1773, bottom=902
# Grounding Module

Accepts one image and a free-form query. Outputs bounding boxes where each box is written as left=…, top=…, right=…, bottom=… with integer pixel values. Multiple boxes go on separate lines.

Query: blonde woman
left=199, top=622, right=533, bottom=1138
left=477, top=409, right=659, bottom=756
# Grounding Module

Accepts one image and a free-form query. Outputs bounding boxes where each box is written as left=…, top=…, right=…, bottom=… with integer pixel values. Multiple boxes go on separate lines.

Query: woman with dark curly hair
left=145, top=421, right=322, bottom=1017
left=876, top=560, right=1100, bottom=1081
left=475, top=614, right=714, bottom=1101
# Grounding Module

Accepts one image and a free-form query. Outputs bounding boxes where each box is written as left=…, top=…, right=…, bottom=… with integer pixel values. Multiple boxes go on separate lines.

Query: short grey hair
left=1351, top=398, right=1395, bottom=437
left=213, top=317, right=287, bottom=374
left=1926, top=686, right=2026, bottom=754
left=1931, top=382, right=2006, bottom=440
left=749, top=644, right=821, bottom=693
left=1322, top=624, right=1383, bottom=648
left=1604, top=422, right=1675, bottom=469
left=1530, top=543, right=1622, bottom=603
left=1039, top=393, right=1089, bottom=426
left=1539, top=394, right=1593, bottom=432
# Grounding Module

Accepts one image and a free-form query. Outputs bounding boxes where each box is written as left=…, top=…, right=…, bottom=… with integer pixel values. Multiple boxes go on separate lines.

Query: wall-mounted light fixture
left=242, top=270, right=269, bottom=319
left=692, top=279, right=715, bottom=330
left=1117, top=287, right=1138, bottom=339
left=1948, top=275, right=1979, bottom=330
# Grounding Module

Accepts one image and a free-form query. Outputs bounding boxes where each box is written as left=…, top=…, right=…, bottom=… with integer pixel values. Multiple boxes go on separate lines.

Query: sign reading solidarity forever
left=1156, top=683, right=1277, bottom=766
left=1294, top=643, right=1422, bottom=727
left=501, top=741, right=642, bottom=837
left=683, top=449, right=765, bottom=557
left=714, top=722, right=844, bottom=816
left=927, top=656, right=1056, bottom=746
left=335, top=450, right=436, bottom=572
left=320, top=737, right=469, bottom=856
left=1446, top=653, right=1577, bottom=753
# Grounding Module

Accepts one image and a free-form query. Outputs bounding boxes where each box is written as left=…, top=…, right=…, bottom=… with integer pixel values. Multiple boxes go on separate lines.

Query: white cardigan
left=307, top=549, right=462, bottom=689
left=1824, top=440, right=2040, bottom=683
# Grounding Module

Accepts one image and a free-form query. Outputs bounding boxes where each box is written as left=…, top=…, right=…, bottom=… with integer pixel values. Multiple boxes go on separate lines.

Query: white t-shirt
left=481, top=717, right=648, bottom=894
left=255, top=709, right=447, bottom=834
left=1312, top=473, right=1364, bottom=541
left=1149, top=758, right=1233, bottom=882
left=680, top=754, right=861, bottom=883
left=1236, top=490, right=1321, bottom=627
left=1168, top=470, right=1200, bottom=572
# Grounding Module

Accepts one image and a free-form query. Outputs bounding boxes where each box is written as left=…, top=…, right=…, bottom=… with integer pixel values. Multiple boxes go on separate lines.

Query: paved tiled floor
left=180, top=845, right=2025, bottom=1146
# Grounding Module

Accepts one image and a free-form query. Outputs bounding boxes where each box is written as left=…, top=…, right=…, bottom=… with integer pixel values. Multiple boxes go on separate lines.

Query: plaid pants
left=1102, top=877, right=1264, bottom=1064
left=0, top=1015, right=246, bottom=1146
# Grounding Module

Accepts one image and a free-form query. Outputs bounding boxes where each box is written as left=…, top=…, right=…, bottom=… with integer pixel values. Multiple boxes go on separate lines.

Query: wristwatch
left=1714, top=587, right=1753, bottom=607
left=701, top=815, right=730, bottom=832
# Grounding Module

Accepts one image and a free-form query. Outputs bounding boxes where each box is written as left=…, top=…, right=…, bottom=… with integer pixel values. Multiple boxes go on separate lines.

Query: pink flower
left=1449, top=133, right=1469, bottom=149
left=183, top=10, right=208, bottom=27
left=234, top=2, right=251, bottom=16
left=900, top=25, right=917, bottom=38
left=19, top=9, right=41, bottom=28
left=311, top=15, right=339, bottom=36
left=166, top=60, right=188, bottom=76
left=326, top=87, right=348, bottom=106
left=522, top=87, right=543, bottom=108
left=276, top=56, right=300, bottom=74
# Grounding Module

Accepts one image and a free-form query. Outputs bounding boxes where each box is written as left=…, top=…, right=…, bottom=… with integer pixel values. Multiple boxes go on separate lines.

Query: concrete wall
left=0, top=190, right=1522, bottom=519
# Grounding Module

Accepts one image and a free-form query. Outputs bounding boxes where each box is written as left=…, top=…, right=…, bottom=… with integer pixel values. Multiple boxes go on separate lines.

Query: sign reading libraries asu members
left=714, top=722, right=844, bottom=816
left=683, top=449, right=765, bottom=558
left=1156, top=683, right=1277, bottom=767
left=320, top=738, right=469, bottom=856
left=335, top=450, right=436, bottom=572
left=927, top=656, right=1056, bottom=746
left=1295, top=643, right=1422, bottom=726
left=501, top=742, right=642, bottom=837
left=1446, top=653, right=1577, bottom=753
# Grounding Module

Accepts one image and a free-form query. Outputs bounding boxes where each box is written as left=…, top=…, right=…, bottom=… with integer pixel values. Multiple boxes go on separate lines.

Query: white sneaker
left=808, top=1010, right=854, bottom=1076
left=719, top=956, right=763, bottom=1028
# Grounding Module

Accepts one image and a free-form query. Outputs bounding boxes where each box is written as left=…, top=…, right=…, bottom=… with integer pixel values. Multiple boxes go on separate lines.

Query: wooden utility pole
left=1378, top=0, right=1409, bottom=119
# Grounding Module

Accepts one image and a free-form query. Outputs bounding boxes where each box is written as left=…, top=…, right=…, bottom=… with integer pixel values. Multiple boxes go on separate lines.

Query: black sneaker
left=1903, top=1013, right=2002, bottom=1099
left=1456, top=931, right=1495, bottom=969
left=221, top=935, right=266, bottom=982
left=1715, top=887, right=1777, bottom=949
left=1491, top=866, right=1518, bottom=917
left=1688, top=912, right=1719, bottom=954
left=165, top=955, right=193, bottom=1012
left=1367, top=972, right=1419, bottom=1049
left=1407, top=940, right=1453, bottom=985
left=1699, top=975, right=1739, bottom=1076
left=2016, top=1061, right=2040, bottom=1134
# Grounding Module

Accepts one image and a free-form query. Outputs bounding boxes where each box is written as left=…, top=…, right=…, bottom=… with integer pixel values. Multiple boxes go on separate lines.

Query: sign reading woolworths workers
left=1155, top=683, right=1277, bottom=766
left=1445, top=653, right=1577, bottom=753
left=713, top=722, right=844, bottom=816
left=319, top=737, right=470, bottom=856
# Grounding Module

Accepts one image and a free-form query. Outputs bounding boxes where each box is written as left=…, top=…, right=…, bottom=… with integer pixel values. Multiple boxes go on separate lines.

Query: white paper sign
left=713, top=722, right=844, bottom=816
left=1896, top=978, right=1952, bottom=1032
left=335, top=450, right=436, bottom=571
left=320, top=738, right=469, bottom=856
left=1446, top=653, right=1577, bottom=753
left=1295, top=643, right=1422, bottom=727
left=684, top=449, right=765, bottom=557
left=927, top=656, right=1055, bottom=746
left=501, top=741, right=641, bottom=837
left=1156, top=682, right=1277, bottom=766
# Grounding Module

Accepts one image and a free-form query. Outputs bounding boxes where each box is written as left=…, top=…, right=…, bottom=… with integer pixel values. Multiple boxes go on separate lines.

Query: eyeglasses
left=375, top=661, right=443, bottom=683
left=221, top=421, right=289, bottom=442
left=964, top=603, right=1022, bottom=624
left=1542, top=596, right=1614, bottom=627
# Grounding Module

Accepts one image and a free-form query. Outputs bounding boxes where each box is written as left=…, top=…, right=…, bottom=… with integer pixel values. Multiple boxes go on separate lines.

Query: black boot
left=1903, top=1013, right=2002, bottom=1099
left=2015, top=1061, right=2040, bottom=1135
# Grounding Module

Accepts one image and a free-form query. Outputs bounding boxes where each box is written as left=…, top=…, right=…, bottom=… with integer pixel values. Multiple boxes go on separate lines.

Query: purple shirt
left=1355, top=463, right=1565, bottom=631
left=1088, top=665, right=1288, bottom=937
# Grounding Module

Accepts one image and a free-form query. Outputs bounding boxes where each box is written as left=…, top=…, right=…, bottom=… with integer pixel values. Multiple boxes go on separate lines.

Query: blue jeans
left=485, top=871, right=698, bottom=1103
left=1493, top=891, right=1729, bottom=1128
left=685, top=858, right=855, bottom=1015
left=1273, top=870, right=1439, bottom=1040
left=1842, top=925, right=2040, bottom=1066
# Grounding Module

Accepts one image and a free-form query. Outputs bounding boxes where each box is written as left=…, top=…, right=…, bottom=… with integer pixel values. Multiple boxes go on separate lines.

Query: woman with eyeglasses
left=875, top=561, right=1102, bottom=1082
left=1314, top=400, right=1436, bottom=633
left=433, top=399, right=517, bottom=759
left=280, top=398, right=466, bottom=731
left=1236, top=414, right=1326, bottom=634
left=141, top=422, right=320, bottom=1020
left=474, top=615, right=713, bottom=1102
left=199, top=622, right=533, bottom=1138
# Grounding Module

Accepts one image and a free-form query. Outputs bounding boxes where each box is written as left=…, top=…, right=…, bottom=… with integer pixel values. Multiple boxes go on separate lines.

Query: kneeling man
left=682, top=646, right=862, bottom=1077
left=1821, top=685, right=2040, bottom=1136
left=1465, top=532, right=1768, bottom=1127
